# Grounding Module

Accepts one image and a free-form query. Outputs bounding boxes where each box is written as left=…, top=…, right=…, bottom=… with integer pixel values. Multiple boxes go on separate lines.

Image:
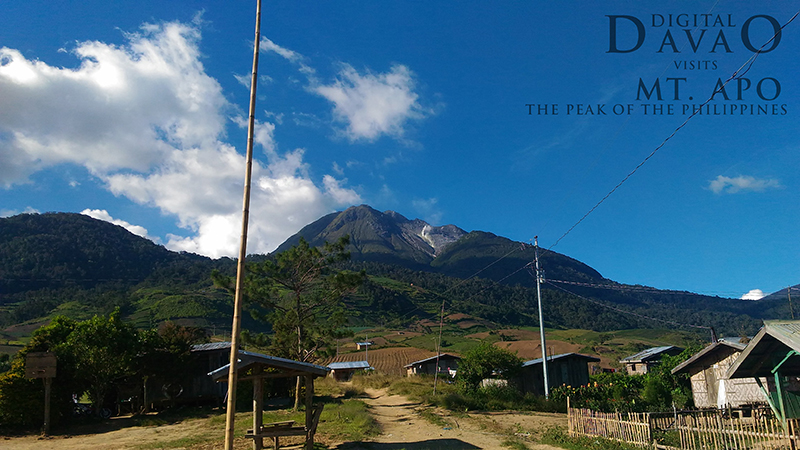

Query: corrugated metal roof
left=620, top=346, right=682, bottom=363
left=671, top=340, right=745, bottom=375
left=522, top=353, right=600, bottom=367
left=404, top=353, right=461, bottom=368
left=192, top=342, right=232, bottom=352
left=208, top=350, right=330, bottom=381
left=328, top=361, right=372, bottom=370
left=728, top=320, right=800, bottom=378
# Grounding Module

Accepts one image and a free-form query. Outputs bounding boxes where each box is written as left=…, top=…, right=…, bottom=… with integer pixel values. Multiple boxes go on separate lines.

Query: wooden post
left=43, top=377, right=52, bottom=436
left=305, top=375, right=314, bottom=450
left=253, top=368, right=263, bottom=450
left=224, top=0, right=262, bottom=448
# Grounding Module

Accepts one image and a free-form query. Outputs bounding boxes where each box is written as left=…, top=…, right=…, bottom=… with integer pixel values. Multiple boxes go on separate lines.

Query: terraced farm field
left=324, top=347, right=440, bottom=375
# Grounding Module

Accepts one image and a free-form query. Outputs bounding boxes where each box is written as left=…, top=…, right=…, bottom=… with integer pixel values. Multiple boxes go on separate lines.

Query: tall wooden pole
left=224, top=1, right=262, bottom=448
left=534, top=237, right=550, bottom=398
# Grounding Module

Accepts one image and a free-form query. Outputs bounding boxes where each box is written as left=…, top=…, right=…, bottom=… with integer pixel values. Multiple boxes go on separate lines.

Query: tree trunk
left=294, top=376, right=302, bottom=410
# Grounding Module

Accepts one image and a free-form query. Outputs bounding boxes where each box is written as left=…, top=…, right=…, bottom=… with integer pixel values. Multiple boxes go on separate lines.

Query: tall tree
left=215, top=236, right=364, bottom=408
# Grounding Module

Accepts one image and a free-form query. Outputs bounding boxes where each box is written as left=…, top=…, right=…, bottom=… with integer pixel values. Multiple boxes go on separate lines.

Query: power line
left=548, top=8, right=799, bottom=251
left=544, top=280, right=712, bottom=331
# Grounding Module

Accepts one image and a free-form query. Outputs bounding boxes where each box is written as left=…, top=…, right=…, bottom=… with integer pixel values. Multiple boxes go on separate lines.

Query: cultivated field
left=324, top=347, right=438, bottom=375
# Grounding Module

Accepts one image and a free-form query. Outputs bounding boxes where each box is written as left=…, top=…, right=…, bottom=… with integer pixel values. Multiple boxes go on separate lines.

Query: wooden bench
left=245, top=405, right=324, bottom=450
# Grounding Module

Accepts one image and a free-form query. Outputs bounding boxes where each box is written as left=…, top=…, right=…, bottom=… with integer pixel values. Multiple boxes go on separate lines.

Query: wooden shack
left=405, top=353, right=461, bottom=377
left=672, top=338, right=765, bottom=409
left=209, top=350, right=330, bottom=450
left=728, top=320, right=800, bottom=428
left=620, top=345, right=683, bottom=375
left=188, top=342, right=235, bottom=402
left=519, top=353, right=600, bottom=396
left=328, top=361, right=372, bottom=381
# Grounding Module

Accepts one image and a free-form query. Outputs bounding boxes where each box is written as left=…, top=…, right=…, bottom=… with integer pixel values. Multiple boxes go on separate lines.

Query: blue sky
left=1, top=1, right=798, bottom=300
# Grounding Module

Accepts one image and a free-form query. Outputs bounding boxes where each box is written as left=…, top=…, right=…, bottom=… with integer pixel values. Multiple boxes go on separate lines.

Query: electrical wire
left=548, top=8, right=800, bottom=251
left=544, top=280, right=712, bottom=331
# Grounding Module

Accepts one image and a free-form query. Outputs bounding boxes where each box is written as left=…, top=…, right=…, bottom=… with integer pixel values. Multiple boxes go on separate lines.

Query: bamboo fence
left=568, top=404, right=800, bottom=450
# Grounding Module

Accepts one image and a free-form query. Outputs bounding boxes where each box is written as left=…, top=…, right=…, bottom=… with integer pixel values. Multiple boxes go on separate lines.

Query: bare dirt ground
left=335, top=388, right=565, bottom=450
left=0, top=390, right=567, bottom=450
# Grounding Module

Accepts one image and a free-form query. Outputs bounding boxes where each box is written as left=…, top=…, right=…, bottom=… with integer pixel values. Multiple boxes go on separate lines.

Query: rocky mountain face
left=275, top=205, right=466, bottom=266
left=276, top=205, right=604, bottom=286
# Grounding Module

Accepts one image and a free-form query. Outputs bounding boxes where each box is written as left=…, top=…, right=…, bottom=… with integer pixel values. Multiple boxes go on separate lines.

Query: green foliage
left=552, top=346, right=701, bottom=412
left=457, top=342, right=522, bottom=390
left=64, top=309, right=140, bottom=412
left=216, top=236, right=365, bottom=364
left=541, top=426, right=643, bottom=450
left=0, top=313, right=208, bottom=430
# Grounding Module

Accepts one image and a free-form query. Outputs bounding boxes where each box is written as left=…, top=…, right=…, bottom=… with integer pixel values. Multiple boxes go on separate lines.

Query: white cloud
left=741, top=289, right=766, bottom=300
left=261, top=38, right=302, bottom=63
left=709, top=175, right=781, bottom=194
left=323, top=175, right=361, bottom=205
left=81, top=208, right=156, bottom=241
left=0, top=21, right=227, bottom=186
left=0, top=206, right=39, bottom=218
left=0, top=21, right=360, bottom=258
left=314, top=64, right=428, bottom=142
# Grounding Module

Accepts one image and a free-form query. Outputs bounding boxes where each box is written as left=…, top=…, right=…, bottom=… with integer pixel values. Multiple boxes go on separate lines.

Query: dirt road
left=336, top=388, right=565, bottom=450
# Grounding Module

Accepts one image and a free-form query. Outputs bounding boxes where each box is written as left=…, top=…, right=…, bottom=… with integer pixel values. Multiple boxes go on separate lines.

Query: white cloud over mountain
left=314, top=64, right=428, bottom=142
left=261, top=38, right=430, bottom=143
left=81, top=209, right=155, bottom=241
left=0, top=21, right=398, bottom=258
left=741, top=289, right=766, bottom=300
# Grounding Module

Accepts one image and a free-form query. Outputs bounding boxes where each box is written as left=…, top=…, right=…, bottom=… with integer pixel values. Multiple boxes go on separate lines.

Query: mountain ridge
left=0, top=207, right=794, bottom=336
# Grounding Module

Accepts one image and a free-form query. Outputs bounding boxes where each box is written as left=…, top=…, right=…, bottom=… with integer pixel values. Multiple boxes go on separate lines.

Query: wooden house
left=187, top=342, right=235, bottom=402
left=356, top=341, right=373, bottom=351
left=728, top=321, right=800, bottom=426
left=620, top=345, right=683, bottom=375
left=328, top=361, right=372, bottom=381
left=405, top=354, right=461, bottom=377
left=672, top=338, right=765, bottom=409
left=519, top=353, right=600, bottom=396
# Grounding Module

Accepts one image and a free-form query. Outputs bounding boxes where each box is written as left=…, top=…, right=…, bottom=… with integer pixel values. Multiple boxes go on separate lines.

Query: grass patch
left=540, top=426, right=642, bottom=450
left=417, top=408, right=453, bottom=428
left=501, top=437, right=529, bottom=449
left=352, top=372, right=395, bottom=390
left=320, top=399, right=379, bottom=441
left=316, top=376, right=365, bottom=398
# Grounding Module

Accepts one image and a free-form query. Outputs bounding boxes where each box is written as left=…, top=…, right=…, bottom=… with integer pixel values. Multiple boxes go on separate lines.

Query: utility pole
left=224, top=1, right=261, bottom=449
left=789, top=287, right=795, bottom=320
left=534, top=237, right=550, bottom=398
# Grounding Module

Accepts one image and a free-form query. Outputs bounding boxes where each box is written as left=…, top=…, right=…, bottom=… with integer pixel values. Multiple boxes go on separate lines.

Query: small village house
left=672, top=338, right=765, bottom=409
left=620, top=345, right=683, bottom=375
left=405, top=353, right=461, bottom=377
left=728, top=320, right=800, bottom=426
left=327, top=361, right=372, bottom=381
left=519, top=353, right=600, bottom=396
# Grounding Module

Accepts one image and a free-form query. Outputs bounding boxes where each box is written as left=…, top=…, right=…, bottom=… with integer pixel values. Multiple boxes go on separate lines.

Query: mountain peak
left=275, top=205, right=466, bottom=263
